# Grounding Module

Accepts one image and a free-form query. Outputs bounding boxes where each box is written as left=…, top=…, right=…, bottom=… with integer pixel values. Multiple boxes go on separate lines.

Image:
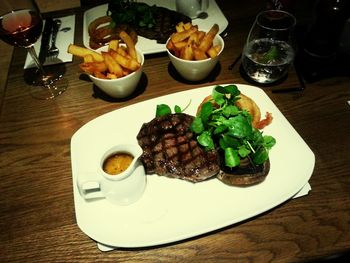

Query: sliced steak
left=136, top=113, right=220, bottom=182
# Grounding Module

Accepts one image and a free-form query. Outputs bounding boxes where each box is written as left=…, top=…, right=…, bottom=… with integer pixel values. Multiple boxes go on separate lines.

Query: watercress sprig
left=190, top=85, right=276, bottom=168
left=155, top=100, right=192, bottom=117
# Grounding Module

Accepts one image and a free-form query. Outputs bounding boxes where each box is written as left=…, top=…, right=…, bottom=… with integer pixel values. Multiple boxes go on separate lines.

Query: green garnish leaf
left=221, top=134, right=240, bottom=148
left=260, top=46, right=279, bottom=64
left=213, top=124, right=227, bottom=135
left=238, top=145, right=251, bottom=158
left=174, top=105, right=182, bottom=113
left=212, top=86, right=226, bottom=106
left=222, top=105, right=240, bottom=117
left=225, top=147, right=240, bottom=168
left=252, top=147, right=269, bottom=164
left=224, top=115, right=252, bottom=139
left=200, top=102, right=213, bottom=124
left=191, top=117, right=204, bottom=134
left=263, top=135, right=276, bottom=149
left=156, top=104, right=172, bottom=117
left=197, top=131, right=215, bottom=150
left=223, top=84, right=240, bottom=97
left=155, top=100, right=191, bottom=117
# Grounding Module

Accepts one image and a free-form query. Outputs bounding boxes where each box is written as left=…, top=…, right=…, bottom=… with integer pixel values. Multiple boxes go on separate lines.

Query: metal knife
left=38, top=18, right=54, bottom=64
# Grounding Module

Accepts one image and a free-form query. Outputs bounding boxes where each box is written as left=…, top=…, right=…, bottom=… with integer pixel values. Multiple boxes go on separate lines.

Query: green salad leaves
left=156, top=100, right=191, bottom=117
left=108, top=0, right=156, bottom=29
left=190, top=85, right=276, bottom=168
left=154, top=85, right=276, bottom=169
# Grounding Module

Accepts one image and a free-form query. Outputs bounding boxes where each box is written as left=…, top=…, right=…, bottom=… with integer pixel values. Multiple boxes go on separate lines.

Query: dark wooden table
left=1, top=1, right=350, bottom=262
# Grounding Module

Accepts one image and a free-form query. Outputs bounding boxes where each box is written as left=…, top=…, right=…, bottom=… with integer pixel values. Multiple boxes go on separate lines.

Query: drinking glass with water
left=242, top=10, right=296, bottom=85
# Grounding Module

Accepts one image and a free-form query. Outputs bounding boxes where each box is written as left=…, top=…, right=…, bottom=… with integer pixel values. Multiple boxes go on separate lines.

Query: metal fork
left=47, top=19, right=62, bottom=58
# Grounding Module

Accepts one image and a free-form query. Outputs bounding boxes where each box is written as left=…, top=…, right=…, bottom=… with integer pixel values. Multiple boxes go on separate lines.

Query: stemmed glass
left=0, top=0, right=67, bottom=99
left=241, top=10, right=296, bottom=85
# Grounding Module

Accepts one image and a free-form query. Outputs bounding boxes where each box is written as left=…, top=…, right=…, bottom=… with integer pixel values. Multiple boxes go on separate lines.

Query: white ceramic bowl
left=88, top=46, right=144, bottom=98
left=166, top=34, right=224, bottom=81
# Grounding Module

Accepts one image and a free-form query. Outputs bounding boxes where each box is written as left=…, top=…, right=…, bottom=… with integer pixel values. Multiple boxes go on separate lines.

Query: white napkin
left=293, top=182, right=312, bottom=198
left=95, top=182, right=312, bottom=252
left=24, top=15, right=75, bottom=69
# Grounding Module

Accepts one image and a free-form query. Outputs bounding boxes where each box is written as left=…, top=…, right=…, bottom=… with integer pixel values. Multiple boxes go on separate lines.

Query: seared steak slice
left=136, top=113, right=220, bottom=182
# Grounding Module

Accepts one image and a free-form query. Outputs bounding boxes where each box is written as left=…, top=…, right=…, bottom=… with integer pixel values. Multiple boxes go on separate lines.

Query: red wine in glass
left=0, top=9, right=43, bottom=47
left=0, top=0, right=67, bottom=100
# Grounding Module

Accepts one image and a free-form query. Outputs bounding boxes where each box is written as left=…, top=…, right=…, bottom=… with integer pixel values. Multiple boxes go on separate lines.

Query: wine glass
left=241, top=10, right=296, bottom=85
left=0, top=0, right=67, bottom=99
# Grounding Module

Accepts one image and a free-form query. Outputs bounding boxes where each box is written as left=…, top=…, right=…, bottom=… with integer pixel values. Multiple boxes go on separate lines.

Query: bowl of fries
left=68, top=31, right=144, bottom=98
left=166, top=23, right=224, bottom=81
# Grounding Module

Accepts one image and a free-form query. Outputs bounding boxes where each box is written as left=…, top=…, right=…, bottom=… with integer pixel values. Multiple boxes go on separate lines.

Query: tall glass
left=0, top=0, right=67, bottom=99
left=241, top=10, right=296, bottom=85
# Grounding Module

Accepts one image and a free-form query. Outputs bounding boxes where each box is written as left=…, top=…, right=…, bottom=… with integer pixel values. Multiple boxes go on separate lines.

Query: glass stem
left=27, top=46, right=46, bottom=76
left=27, top=46, right=55, bottom=98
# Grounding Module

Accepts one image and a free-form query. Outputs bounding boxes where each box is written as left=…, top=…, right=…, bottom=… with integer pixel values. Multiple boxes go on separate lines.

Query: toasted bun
left=235, top=94, right=261, bottom=128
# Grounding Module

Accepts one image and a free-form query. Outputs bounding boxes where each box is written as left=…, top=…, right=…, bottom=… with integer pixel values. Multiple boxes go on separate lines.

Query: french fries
left=119, top=31, right=137, bottom=61
left=198, top=24, right=219, bottom=52
left=79, top=62, right=108, bottom=75
left=102, top=52, right=123, bottom=76
left=166, top=22, right=222, bottom=61
left=171, top=26, right=198, bottom=43
left=67, top=44, right=104, bottom=62
left=67, top=31, right=141, bottom=79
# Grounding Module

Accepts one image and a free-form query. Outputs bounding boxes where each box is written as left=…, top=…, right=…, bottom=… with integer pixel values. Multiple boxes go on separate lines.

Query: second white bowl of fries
left=166, top=23, right=224, bottom=81
left=68, top=31, right=144, bottom=98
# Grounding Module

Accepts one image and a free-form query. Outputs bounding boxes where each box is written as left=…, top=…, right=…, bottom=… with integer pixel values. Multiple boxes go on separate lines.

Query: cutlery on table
left=38, top=18, right=53, bottom=64
left=47, top=19, right=62, bottom=59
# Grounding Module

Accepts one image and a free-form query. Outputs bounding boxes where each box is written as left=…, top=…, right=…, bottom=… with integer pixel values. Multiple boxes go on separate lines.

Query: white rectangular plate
left=71, top=84, right=315, bottom=248
left=83, top=0, right=228, bottom=54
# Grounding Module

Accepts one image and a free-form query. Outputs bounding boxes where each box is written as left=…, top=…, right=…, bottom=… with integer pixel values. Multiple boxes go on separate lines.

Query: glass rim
left=256, top=9, right=296, bottom=31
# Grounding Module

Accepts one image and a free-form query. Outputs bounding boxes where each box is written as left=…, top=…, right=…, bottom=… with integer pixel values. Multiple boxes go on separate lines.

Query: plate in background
left=83, top=0, right=228, bottom=54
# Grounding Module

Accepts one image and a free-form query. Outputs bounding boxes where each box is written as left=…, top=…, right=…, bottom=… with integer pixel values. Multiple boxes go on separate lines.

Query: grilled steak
left=136, top=113, right=220, bottom=182
left=135, top=6, right=192, bottom=43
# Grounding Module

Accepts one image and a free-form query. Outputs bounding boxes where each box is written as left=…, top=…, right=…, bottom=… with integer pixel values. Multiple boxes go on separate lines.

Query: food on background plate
left=108, top=0, right=191, bottom=43
left=166, top=22, right=222, bottom=61
left=88, top=0, right=192, bottom=49
left=68, top=31, right=141, bottom=79
left=136, top=85, right=276, bottom=186
left=88, top=15, right=138, bottom=49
